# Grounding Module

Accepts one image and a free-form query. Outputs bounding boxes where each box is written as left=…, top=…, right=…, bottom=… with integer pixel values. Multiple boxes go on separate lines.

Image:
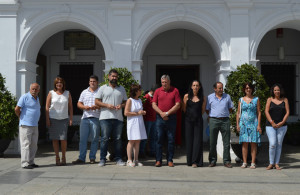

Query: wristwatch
left=166, top=112, right=168, bottom=116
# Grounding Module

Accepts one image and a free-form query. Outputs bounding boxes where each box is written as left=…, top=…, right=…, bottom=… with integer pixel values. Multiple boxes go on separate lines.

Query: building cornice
left=0, top=2, right=19, bottom=17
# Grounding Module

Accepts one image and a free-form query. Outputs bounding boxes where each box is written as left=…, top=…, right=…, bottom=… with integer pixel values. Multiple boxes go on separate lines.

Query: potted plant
left=0, top=73, right=19, bottom=157
left=100, top=67, right=140, bottom=160
left=224, top=63, right=269, bottom=162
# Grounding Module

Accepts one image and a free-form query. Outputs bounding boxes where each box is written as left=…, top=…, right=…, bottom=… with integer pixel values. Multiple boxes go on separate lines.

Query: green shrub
left=0, top=73, right=19, bottom=139
left=224, top=64, right=269, bottom=134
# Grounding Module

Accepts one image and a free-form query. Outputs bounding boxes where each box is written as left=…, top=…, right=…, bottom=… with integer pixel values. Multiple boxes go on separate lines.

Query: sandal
left=61, top=156, right=66, bottom=166
left=250, top=163, right=256, bottom=169
left=241, top=163, right=247, bottom=168
left=266, top=164, right=274, bottom=170
left=127, top=160, right=135, bottom=167
left=275, top=164, right=282, bottom=170
left=56, top=156, right=61, bottom=166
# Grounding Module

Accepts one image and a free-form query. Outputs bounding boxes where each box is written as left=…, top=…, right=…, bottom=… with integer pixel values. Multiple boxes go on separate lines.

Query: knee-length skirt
left=48, top=118, right=68, bottom=140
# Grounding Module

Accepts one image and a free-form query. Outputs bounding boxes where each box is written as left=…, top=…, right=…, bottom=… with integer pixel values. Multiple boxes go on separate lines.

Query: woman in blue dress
left=236, top=82, right=262, bottom=169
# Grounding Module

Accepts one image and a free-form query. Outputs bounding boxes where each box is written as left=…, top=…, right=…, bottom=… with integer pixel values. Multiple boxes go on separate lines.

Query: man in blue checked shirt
left=206, top=82, right=233, bottom=168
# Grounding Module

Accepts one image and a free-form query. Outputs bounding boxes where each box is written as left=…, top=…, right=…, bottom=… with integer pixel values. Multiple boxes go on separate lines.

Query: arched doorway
left=142, top=29, right=216, bottom=97
left=36, top=29, right=105, bottom=140
left=141, top=29, right=217, bottom=145
left=256, top=28, right=300, bottom=118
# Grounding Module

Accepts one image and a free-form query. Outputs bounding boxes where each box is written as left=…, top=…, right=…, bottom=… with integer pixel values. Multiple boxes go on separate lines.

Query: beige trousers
left=19, top=126, right=39, bottom=167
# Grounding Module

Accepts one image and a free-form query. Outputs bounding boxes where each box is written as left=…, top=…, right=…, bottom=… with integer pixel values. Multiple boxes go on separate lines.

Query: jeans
left=156, top=114, right=177, bottom=162
left=79, top=118, right=100, bottom=161
left=100, top=119, right=123, bottom=161
left=266, top=126, right=287, bottom=164
left=208, top=118, right=231, bottom=164
left=140, top=121, right=157, bottom=155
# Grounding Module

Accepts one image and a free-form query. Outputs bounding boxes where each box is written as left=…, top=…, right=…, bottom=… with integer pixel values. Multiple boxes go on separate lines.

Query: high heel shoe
left=56, top=156, right=61, bottom=166
left=61, top=156, right=66, bottom=166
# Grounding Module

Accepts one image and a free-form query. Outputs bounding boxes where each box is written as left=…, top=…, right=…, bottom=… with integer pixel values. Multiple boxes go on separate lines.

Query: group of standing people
left=15, top=69, right=290, bottom=170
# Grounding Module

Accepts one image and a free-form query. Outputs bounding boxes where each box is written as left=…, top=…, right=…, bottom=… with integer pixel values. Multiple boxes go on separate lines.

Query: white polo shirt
left=78, top=87, right=100, bottom=119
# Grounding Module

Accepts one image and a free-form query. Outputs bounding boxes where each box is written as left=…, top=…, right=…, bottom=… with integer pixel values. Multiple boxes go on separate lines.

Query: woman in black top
left=265, top=84, right=289, bottom=170
left=183, top=80, right=206, bottom=168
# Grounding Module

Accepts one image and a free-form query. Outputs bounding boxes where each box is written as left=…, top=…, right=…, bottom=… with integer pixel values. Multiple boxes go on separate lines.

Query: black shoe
left=72, top=159, right=85, bottom=165
left=23, top=165, right=34, bottom=169
left=90, top=159, right=96, bottom=164
left=31, top=164, right=39, bottom=168
left=224, top=163, right=233, bottom=168
left=208, top=163, right=216, bottom=167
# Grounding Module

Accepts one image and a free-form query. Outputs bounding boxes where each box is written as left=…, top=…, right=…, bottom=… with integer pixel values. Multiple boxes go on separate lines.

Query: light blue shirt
left=206, top=93, right=233, bottom=118
left=17, top=92, right=41, bottom=126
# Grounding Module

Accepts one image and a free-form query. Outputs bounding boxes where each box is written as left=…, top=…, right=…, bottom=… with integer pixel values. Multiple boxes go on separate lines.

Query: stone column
left=226, top=1, right=253, bottom=69
left=215, top=60, right=231, bottom=85
left=103, top=60, right=114, bottom=75
left=16, top=61, right=38, bottom=98
left=109, top=1, right=135, bottom=69
left=132, top=60, right=143, bottom=84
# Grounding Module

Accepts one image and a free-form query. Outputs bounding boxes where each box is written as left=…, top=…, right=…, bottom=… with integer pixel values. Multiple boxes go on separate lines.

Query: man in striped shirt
left=72, top=75, right=101, bottom=164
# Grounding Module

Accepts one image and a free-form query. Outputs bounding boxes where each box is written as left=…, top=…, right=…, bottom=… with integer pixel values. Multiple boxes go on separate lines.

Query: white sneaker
left=127, top=160, right=135, bottom=167
left=98, top=160, right=106, bottom=167
left=134, top=160, right=143, bottom=167
left=116, top=159, right=126, bottom=166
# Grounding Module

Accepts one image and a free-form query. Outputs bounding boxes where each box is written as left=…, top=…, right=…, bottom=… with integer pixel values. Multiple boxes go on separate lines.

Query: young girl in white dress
left=124, top=84, right=147, bottom=167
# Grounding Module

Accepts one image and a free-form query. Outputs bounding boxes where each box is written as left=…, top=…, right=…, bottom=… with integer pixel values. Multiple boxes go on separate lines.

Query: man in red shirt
left=152, top=75, right=181, bottom=167
left=140, top=86, right=157, bottom=158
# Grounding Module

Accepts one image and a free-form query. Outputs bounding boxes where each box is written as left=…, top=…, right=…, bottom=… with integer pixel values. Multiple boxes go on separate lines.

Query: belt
left=210, top=117, right=229, bottom=120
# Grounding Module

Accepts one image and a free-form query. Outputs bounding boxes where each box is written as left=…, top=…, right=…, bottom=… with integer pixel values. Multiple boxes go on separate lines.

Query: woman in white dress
left=124, top=84, right=147, bottom=167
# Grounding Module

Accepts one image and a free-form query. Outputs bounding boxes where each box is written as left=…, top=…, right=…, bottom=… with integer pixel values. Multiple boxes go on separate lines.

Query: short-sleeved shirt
left=206, top=93, right=233, bottom=118
left=95, top=84, right=128, bottom=121
left=143, top=93, right=156, bottom=122
left=153, top=86, right=181, bottom=114
left=78, top=87, right=100, bottom=119
left=17, top=92, right=41, bottom=126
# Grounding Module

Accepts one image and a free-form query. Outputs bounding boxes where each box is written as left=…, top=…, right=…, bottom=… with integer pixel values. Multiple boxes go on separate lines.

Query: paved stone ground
left=0, top=142, right=300, bottom=195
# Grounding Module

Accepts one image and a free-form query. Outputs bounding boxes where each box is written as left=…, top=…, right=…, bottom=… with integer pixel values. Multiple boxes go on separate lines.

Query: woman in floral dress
left=236, top=82, right=262, bottom=169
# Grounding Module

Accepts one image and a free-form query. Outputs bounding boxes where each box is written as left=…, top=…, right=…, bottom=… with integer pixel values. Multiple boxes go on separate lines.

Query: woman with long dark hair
left=182, top=80, right=206, bottom=168
left=265, top=84, right=289, bottom=170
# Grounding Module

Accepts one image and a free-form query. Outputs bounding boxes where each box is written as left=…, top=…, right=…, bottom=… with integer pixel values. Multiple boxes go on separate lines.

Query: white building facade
left=1, top=0, right=299, bottom=154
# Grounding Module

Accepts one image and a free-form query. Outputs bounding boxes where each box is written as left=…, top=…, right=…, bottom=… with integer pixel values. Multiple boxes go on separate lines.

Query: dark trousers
left=209, top=117, right=231, bottom=164
left=156, top=114, right=177, bottom=163
left=185, top=118, right=203, bottom=166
